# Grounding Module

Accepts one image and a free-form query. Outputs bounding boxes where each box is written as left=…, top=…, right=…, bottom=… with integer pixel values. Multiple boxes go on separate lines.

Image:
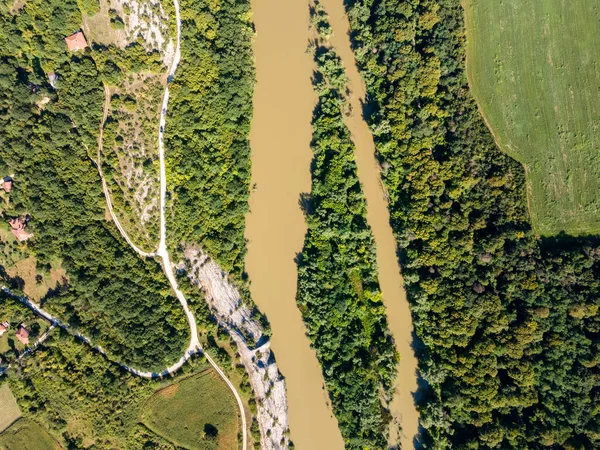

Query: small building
left=16, top=325, right=29, bottom=345
left=64, top=31, right=88, bottom=52
left=0, top=322, right=8, bottom=336
left=2, top=176, right=12, bottom=193
left=9, top=217, right=33, bottom=242
left=47, top=72, right=57, bottom=88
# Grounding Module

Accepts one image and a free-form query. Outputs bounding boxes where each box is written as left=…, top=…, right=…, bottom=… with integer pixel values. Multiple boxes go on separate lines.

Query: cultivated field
left=141, top=369, right=238, bottom=450
left=0, top=419, right=62, bottom=450
left=0, top=385, right=21, bottom=433
left=464, top=0, right=600, bottom=236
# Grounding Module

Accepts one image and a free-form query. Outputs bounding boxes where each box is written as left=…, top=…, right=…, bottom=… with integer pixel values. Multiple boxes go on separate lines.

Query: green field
left=465, top=0, right=600, bottom=236
left=0, top=385, right=21, bottom=433
left=0, top=419, right=62, bottom=450
left=141, top=369, right=238, bottom=450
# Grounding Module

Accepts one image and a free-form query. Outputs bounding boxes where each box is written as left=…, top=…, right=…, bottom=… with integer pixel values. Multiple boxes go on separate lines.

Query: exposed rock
left=181, top=246, right=290, bottom=450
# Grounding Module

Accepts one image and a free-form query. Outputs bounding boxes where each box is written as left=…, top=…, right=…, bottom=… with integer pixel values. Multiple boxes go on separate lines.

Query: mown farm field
left=141, top=368, right=239, bottom=450
left=0, top=385, right=21, bottom=433
left=464, top=0, right=600, bottom=236
left=0, top=419, right=62, bottom=450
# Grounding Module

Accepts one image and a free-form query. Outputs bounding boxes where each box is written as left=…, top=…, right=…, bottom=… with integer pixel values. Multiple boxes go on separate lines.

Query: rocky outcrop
left=182, top=246, right=290, bottom=450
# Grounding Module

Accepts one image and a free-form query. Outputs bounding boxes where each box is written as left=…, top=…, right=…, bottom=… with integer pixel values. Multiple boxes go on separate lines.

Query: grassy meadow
left=0, top=385, right=21, bottom=433
left=0, top=419, right=62, bottom=450
left=464, top=0, right=600, bottom=235
left=141, top=369, right=239, bottom=450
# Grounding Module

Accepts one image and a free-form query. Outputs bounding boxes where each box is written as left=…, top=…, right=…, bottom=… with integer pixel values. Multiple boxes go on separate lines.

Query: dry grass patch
left=6, top=257, right=67, bottom=302
left=0, top=385, right=22, bottom=433
left=0, top=224, right=67, bottom=301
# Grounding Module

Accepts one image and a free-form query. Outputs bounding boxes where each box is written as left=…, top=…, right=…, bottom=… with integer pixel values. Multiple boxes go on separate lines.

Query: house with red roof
left=9, top=217, right=33, bottom=242
left=65, top=31, right=88, bottom=52
left=15, top=325, right=29, bottom=345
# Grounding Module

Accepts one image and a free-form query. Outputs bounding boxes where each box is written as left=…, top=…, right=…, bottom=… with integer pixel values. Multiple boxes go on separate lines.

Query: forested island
left=0, top=0, right=598, bottom=448
left=295, top=6, right=398, bottom=448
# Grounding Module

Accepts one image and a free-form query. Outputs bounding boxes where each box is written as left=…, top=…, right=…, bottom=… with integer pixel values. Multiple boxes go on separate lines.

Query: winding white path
left=4, top=0, right=249, bottom=446
left=93, top=0, right=248, bottom=447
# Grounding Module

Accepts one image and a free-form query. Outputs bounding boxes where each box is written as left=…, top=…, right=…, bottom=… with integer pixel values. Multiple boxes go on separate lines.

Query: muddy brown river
left=245, top=0, right=420, bottom=448
left=245, top=0, right=345, bottom=448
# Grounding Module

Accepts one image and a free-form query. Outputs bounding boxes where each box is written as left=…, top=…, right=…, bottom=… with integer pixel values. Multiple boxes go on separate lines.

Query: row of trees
left=295, top=10, right=399, bottom=448
left=0, top=0, right=189, bottom=371
left=344, top=0, right=599, bottom=448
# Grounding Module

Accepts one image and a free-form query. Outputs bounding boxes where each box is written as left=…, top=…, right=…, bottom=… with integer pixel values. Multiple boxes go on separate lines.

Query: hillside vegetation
left=295, top=9, right=399, bottom=448
left=345, top=0, right=600, bottom=448
left=165, top=0, right=255, bottom=279
left=0, top=0, right=189, bottom=371
left=3, top=329, right=235, bottom=449
left=465, top=0, right=600, bottom=236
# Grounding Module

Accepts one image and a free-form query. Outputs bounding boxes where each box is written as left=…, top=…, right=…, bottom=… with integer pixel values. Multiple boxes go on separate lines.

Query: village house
left=2, top=176, right=12, bottom=193
left=65, top=31, right=88, bottom=52
left=15, top=324, right=29, bottom=345
left=0, top=322, right=8, bottom=336
left=9, top=216, right=33, bottom=242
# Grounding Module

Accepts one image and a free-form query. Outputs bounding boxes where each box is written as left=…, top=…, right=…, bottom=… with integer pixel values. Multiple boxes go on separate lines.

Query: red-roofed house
left=65, top=31, right=88, bottom=52
left=9, top=217, right=33, bottom=242
left=16, top=325, right=29, bottom=345
left=0, top=322, right=8, bottom=336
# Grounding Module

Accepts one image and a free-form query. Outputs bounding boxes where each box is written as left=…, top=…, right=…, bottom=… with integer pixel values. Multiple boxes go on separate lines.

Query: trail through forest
left=244, top=0, right=345, bottom=448
left=92, top=0, right=250, bottom=447
left=316, top=0, right=420, bottom=446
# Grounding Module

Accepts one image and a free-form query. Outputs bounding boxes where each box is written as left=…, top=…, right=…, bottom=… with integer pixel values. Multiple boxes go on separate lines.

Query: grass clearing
left=0, top=385, right=22, bottom=433
left=0, top=219, right=67, bottom=302
left=141, top=368, right=239, bottom=450
left=464, top=0, right=600, bottom=236
left=0, top=419, right=62, bottom=450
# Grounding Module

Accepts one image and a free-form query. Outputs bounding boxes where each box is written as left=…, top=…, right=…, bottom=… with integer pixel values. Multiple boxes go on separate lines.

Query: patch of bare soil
left=102, top=72, right=162, bottom=247
left=9, top=0, right=26, bottom=14
left=82, top=0, right=174, bottom=64
left=158, top=383, right=179, bottom=399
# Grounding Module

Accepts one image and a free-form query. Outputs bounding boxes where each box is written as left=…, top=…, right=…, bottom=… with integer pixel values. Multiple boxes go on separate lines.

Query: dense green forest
left=295, top=10, right=398, bottom=448
left=0, top=0, right=189, bottom=371
left=345, top=0, right=599, bottom=448
left=164, top=0, right=254, bottom=279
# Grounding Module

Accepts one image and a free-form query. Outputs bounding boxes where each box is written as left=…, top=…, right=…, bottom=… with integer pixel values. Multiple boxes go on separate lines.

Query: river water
left=245, top=0, right=420, bottom=448
left=244, top=0, right=345, bottom=448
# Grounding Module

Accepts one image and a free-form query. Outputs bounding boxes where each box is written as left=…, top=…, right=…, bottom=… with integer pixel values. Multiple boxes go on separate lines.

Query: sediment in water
left=244, top=0, right=345, bottom=448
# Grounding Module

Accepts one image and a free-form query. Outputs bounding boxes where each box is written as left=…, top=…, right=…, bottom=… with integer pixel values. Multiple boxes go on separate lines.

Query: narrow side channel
left=317, top=0, right=421, bottom=447
left=244, top=0, right=345, bottom=448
